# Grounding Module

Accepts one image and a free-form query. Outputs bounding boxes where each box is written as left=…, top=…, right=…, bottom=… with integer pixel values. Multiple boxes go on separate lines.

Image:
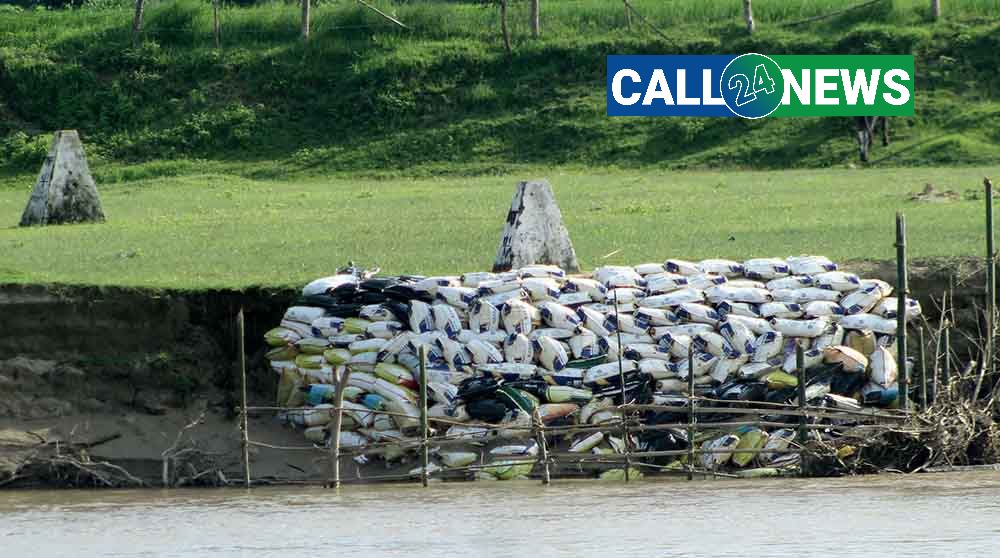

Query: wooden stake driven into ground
left=132, top=0, right=145, bottom=48
left=301, top=0, right=310, bottom=40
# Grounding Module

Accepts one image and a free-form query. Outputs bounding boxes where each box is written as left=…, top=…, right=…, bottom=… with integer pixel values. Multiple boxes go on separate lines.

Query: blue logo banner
left=607, top=55, right=737, bottom=117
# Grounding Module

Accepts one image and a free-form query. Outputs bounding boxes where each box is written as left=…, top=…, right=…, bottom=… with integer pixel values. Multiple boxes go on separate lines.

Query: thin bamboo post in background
left=131, top=0, right=146, bottom=48
left=238, top=308, right=251, bottom=488
left=980, top=177, right=995, bottom=400
left=686, top=344, right=695, bottom=481
left=419, top=346, right=430, bottom=488
left=329, top=366, right=353, bottom=489
left=499, top=0, right=512, bottom=54
left=896, top=212, right=909, bottom=410
left=623, top=0, right=631, bottom=30
left=212, top=0, right=220, bottom=50
left=931, top=0, right=941, bottom=20
left=613, top=288, right=631, bottom=482
left=918, top=326, right=928, bottom=408
left=743, top=0, right=754, bottom=34
left=301, top=0, right=311, bottom=40
left=796, top=344, right=807, bottom=476
left=943, top=326, right=952, bottom=395
left=529, top=0, right=540, bottom=39
left=534, top=409, right=551, bottom=485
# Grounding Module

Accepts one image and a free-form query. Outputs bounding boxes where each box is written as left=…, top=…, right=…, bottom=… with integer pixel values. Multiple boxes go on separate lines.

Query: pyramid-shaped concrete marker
left=493, top=179, right=579, bottom=273
left=20, top=130, right=105, bottom=226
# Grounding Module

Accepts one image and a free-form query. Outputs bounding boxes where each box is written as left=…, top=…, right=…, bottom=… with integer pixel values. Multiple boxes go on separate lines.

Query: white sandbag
left=348, top=351, right=379, bottom=372
left=704, top=285, right=772, bottom=304
left=634, top=262, right=666, bottom=276
left=556, top=292, right=591, bottom=306
left=839, top=285, right=883, bottom=315
left=476, top=278, right=523, bottom=297
left=869, top=347, right=898, bottom=387
left=823, top=345, right=868, bottom=373
left=674, top=302, right=722, bottom=325
left=279, top=320, right=313, bottom=338
left=594, top=266, right=643, bottom=288
left=562, top=278, right=607, bottom=301
left=373, top=377, right=419, bottom=405
left=570, top=432, right=606, bottom=453
left=584, top=360, right=638, bottom=385
left=521, top=278, right=561, bottom=301
left=813, top=271, right=862, bottom=292
left=657, top=379, right=686, bottom=393
left=813, top=324, right=846, bottom=350
left=502, top=299, right=536, bottom=334
left=503, top=333, right=534, bottom=364
left=409, top=300, right=434, bottom=333
left=430, top=304, right=462, bottom=339
left=519, top=264, right=565, bottom=279
left=751, top=331, right=783, bottom=362
left=625, top=342, right=673, bottom=362
left=715, top=301, right=760, bottom=318
left=698, top=259, right=744, bottom=277
left=872, top=297, right=922, bottom=321
left=650, top=323, right=715, bottom=340
left=768, top=317, right=829, bottom=338
left=664, top=259, right=701, bottom=276
left=712, top=353, right=750, bottom=383
left=347, top=371, right=379, bottom=392
left=659, top=333, right=692, bottom=359
left=589, top=302, right=635, bottom=314
left=786, top=255, right=837, bottom=275
left=328, top=333, right=364, bottom=346
left=538, top=301, right=584, bottom=332
left=758, top=302, right=804, bottom=319
left=719, top=319, right=755, bottom=355
left=606, top=288, right=645, bottom=305
left=469, top=299, right=501, bottom=333
left=477, top=363, right=538, bottom=380
left=349, top=337, right=387, bottom=354
left=742, top=258, right=791, bottom=279
left=761, top=429, right=796, bottom=464
left=771, top=288, right=841, bottom=303
left=302, top=275, right=356, bottom=297
left=639, top=288, right=703, bottom=309
left=529, top=327, right=577, bottom=340
left=284, top=306, right=326, bottom=325
left=467, top=339, right=503, bottom=365
left=480, top=289, right=527, bottom=308
left=310, top=317, right=345, bottom=337
left=639, top=358, right=674, bottom=379
left=576, top=306, right=613, bottom=336
left=804, top=301, right=846, bottom=320
left=534, top=336, right=569, bottom=371
left=694, top=331, right=732, bottom=357
left=860, top=279, right=893, bottom=296
left=377, top=332, right=415, bottom=362
left=359, top=304, right=396, bottom=322
left=645, top=273, right=690, bottom=294
left=782, top=348, right=823, bottom=373
left=634, top=307, right=677, bottom=329
left=738, top=361, right=779, bottom=380
left=686, top=274, right=728, bottom=290
left=460, top=271, right=496, bottom=288
left=671, top=352, right=717, bottom=379
left=413, top=276, right=458, bottom=294
left=725, top=314, right=775, bottom=335
left=766, top=275, right=814, bottom=291
left=569, top=331, right=601, bottom=359
left=386, top=398, right=421, bottom=431
left=727, top=279, right=767, bottom=289
left=839, top=313, right=897, bottom=335
left=436, top=286, right=477, bottom=309
left=367, top=321, right=403, bottom=340
left=606, top=313, right=648, bottom=335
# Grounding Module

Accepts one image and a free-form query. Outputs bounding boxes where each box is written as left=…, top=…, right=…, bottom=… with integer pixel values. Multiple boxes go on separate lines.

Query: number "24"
left=728, top=64, right=775, bottom=107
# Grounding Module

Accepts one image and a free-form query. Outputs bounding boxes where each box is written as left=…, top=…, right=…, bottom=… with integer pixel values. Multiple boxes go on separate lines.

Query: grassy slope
left=0, top=0, right=998, bottom=181
left=1, top=166, right=996, bottom=289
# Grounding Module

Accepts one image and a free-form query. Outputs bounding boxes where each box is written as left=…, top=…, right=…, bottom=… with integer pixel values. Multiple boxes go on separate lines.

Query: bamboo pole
left=329, top=366, right=353, bottom=489
left=419, top=346, right=430, bottom=487
left=943, top=326, right=952, bottom=393
left=896, top=212, right=909, bottom=410
left=613, top=288, right=631, bottom=482
left=238, top=308, right=251, bottom=488
left=742, top=0, right=754, bottom=34
left=919, top=326, right=928, bottom=408
left=931, top=0, right=941, bottom=20
left=796, top=344, right=807, bottom=476
left=212, top=0, right=220, bottom=50
left=623, top=0, right=631, bottom=30
left=301, top=0, right=310, bottom=41
left=980, top=177, right=995, bottom=400
left=499, top=0, right=512, bottom=54
left=534, top=408, right=551, bottom=485
left=529, top=0, right=540, bottom=39
left=131, top=0, right=145, bottom=49
left=687, top=344, right=696, bottom=481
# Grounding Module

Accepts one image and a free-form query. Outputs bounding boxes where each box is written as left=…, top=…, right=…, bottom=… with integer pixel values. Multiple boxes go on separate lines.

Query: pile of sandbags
left=263, top=256, right=920, bottom=477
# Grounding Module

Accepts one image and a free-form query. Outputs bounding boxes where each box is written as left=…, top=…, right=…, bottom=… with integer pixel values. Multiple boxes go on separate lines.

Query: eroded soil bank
left=0, top=258, right=991, bottom=487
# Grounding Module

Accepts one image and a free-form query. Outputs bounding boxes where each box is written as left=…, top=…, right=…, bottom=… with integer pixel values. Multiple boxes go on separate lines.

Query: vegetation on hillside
left=0, top=0, right=998, bottom=180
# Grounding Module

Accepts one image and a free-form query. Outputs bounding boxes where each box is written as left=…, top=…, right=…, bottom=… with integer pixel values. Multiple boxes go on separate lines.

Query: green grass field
left=1, top=167, right=996, bottom=290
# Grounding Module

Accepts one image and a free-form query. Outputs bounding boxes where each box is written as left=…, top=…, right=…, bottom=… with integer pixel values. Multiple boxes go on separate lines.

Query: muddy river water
left=3, top=471, right=999, bottom=557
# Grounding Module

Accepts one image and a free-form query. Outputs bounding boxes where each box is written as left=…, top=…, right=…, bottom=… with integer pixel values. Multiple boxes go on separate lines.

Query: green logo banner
left=770, top=55, right=914, bottom=117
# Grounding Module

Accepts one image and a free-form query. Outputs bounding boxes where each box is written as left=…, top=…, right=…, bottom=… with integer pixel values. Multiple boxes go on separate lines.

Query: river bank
left=0, top=258, right=992, bottom=488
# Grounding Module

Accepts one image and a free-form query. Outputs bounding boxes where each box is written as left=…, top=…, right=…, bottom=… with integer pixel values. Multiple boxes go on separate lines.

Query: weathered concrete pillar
left=19, top=130, right=105, bottom=227
left=493, top=179, right=579, bottom=273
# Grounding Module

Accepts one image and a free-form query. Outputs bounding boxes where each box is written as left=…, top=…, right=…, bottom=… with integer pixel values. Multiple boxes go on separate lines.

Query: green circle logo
left=720, top=53, right=785, bottom=119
